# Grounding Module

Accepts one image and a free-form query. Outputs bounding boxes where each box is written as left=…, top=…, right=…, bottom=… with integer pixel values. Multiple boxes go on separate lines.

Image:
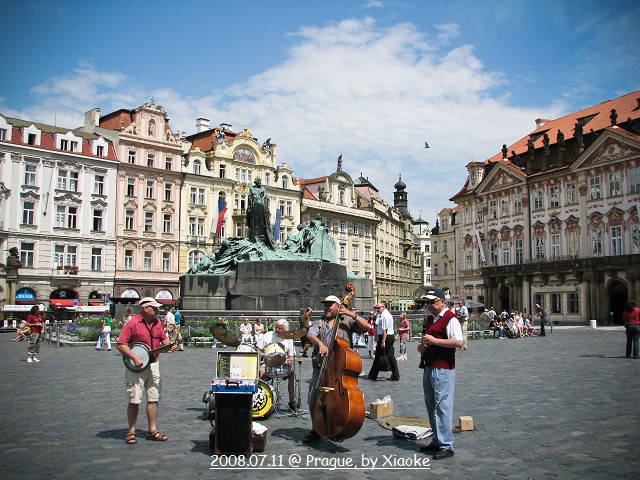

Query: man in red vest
left=417, top=288, right=463, bottom=460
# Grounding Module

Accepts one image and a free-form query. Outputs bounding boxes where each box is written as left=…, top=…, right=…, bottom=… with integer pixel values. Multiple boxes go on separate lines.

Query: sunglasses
left=425, top=299, right=442, bottom=305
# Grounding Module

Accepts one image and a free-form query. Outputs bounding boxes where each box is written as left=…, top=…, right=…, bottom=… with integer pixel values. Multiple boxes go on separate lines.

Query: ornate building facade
left=85, top=103, right=184, bottom=305
left=451, top=90, right=640, bottom=324
left=0, top=113, right=118, bottom=309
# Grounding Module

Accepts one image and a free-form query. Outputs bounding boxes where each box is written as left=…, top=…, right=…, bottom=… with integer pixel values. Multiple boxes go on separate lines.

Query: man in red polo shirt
left=417, top=288, right=463, bottom=460
left=117, top=297, right=176, bottom=444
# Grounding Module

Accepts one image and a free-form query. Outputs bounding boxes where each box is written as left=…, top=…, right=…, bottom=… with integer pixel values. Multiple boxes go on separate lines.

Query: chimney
left=196, top=118, right=210, bottom=133
left=535, top=118, right=550, bottom=129
left=84, top=108, right=101, bottom=130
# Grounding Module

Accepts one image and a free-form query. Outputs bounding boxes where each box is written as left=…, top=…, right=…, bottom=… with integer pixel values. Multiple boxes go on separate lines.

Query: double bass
left=312, top=284, right=365, bottom=441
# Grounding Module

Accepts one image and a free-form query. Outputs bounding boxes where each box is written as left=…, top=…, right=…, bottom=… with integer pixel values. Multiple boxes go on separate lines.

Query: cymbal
left=209, top=325, right=241, bottom=347
left=279, top=328, right=307, bottom=340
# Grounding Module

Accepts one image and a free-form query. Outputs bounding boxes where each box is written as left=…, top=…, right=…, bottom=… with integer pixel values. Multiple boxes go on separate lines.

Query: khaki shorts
left=125, top=361, right=161, bottom=403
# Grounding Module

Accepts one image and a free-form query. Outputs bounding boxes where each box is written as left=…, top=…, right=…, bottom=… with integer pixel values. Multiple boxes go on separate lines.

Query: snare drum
left=236, top=343, right=257, bottom=353
left=252, top=380, right=274, bottom=418
left=264, top=363, right=292, bottom=379
left=263, top=342, right=286, bottom=367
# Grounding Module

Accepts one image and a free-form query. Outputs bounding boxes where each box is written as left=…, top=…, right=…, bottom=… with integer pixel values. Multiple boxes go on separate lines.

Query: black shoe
left=386, top=376, right=399, bottom=381
left=433, top=448, right=454, bottom=460
left=288, top=401, right=297, bottom=411
left=419, top=443, right=440, bottom=453
left=302, top=430, right=321, bottom=443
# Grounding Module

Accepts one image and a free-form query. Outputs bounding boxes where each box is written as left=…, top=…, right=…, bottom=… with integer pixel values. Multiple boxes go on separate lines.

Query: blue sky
left=2, top=0, right=639, bottom=225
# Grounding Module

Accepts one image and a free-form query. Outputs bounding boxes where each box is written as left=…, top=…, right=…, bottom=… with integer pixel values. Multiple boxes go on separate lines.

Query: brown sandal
left=146, top=430, right=168, bottom=441
left=125, top=432, right=137, bottom=444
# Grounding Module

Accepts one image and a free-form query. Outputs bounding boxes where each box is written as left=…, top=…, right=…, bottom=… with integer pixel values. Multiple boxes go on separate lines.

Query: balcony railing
left=482, top=254, right=640, bottom=277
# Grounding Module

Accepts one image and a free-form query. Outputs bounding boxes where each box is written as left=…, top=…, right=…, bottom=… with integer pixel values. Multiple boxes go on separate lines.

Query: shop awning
left=156, top=299, right=175, bottom=304
left=88, top=301, right=106, bottom=306
left=50, top=299, right=83, bottom=308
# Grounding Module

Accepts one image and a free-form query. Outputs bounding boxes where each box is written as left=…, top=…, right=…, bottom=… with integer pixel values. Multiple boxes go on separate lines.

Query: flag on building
left=214, top=200, right=227, bottom=236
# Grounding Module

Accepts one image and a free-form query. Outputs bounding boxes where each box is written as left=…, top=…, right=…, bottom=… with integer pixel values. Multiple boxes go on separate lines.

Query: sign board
left=2, top=304, right=46, bottom=312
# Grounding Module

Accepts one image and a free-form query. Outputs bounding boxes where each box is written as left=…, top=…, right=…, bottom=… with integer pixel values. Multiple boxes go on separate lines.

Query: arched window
left=282, top=175, right=288, bottom=189
left=188, top=250, right=205, bottom=268
left=193, top=159, right=201, bottom=175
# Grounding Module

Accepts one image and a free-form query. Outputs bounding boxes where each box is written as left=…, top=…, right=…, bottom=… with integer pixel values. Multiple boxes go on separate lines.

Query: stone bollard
left=590, top=319, right=597, bottom=329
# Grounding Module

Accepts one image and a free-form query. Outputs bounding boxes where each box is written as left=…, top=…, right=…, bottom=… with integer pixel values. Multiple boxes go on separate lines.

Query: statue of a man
left=6, top=247, right=22, bottom=269
left=247, top=178, right=277, bottom=249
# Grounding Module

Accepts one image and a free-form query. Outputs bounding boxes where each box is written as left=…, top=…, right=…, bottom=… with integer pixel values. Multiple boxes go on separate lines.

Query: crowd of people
left=485, top=307, right=540, bottom=339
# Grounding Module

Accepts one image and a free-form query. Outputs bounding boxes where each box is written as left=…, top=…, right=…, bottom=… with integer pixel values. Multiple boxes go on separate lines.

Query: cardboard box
left=458, top=415, right=474, bottom=431
left=369, top=401, right=394, bottom=419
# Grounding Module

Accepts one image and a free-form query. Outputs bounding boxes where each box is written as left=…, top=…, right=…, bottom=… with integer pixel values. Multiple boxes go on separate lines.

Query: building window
left=610, top=226, right=622, bottom=255
left=365, top=225, right=371, bottom=237
left=164, top=183, right=172, bottom=202
left=163, top=214, right=172, bottom=234
left=143, top=251, right=152, bottom=271
left=219, top=164, right=226, bottom=178
left=190, top=187, right=205, bottom=205
left=500, top=198, right=509, bottom=217
left=549, top=186, right=559, bottom=208
left=433, top=241, right=438, bottom=253
left=144, top=212, right=154, bottom=232
left=54, top=245, right=77, bottom=266
left=609, top=172, right=621, bottom=197
left=589, top=176, right=601, bottom=200
left=502, top=242, right=510, bottom=265
left=96, top=145, right=104, bottom=157
left=533, top=190, right=544, bottom=210
left=490, top=243, right=498, bottom=265
left=550, top=233, right=561, bottom=258
left=127, top=178, right=135, bottom=196
left=93, top=209, right=103, bottom=231
left=568, top=231, right=579, bottom=257
left=125, top=210, right=134, bottom=230
left=434, top=264, right=439, bottom=276
left=24, top=164, right=37, bottom=186
left=352, top=223, right=359, bottom=235
left=339, top=244, right=346, bottom=260
left=476, top=206, right=484, bottom=222
left=513, top=194, right=522, bottom=214
left=22, top=201, right=35, bottom=225
left=465, top=248, right=473, bottom=270
left=566, top=182, right=577, bottom=204
left=124, top=249, right=134, bottom=270
left=533, top=294, right=544, bottom=311
left=286, top=201, right=292, bottom=217
left=146, top=181, right=154, bottom=198
left=365, top=247, right=371, bottom=262
left=20, top=242, right=35, bottom=267
left=488, top=200, right=497, bottom=219
left=198, top=188, right=205, bottom=205
left=352, top=246, right=359, bottom=260
left=443, top=240, right=448, bottom=252
left=0, top=128, right=6, bottom=140
left=515, top=238, right=523, bottom=264
left=632, top=225, right=640, bottom=254
left=55, top=206, right=78, bottom=228
left=162, top=252, right=171, bottom=272
left=128, top=150, right=136, bottom=164
left=58, top=170, right=68, bottom=190
left=54, top=245, right=65, bottom=268
left=193, top=159, right=201, bottom=175
left=147, top=153, right=155, bottom=168
left=464, top=207, right=471, bottom=224
left=591, top=228, right=603, bottom=256
left=282, top=175, right=288, bottom=189
left=165, top=156, right=172, bottom=170
left=196, top=218, right=205, bottom=237
left=94, top=175, right=104, bottom=195
left=188, top=217, right=196, bottom=235
left=339, top=221, right=346, bottom=233
left=630, top=168, right=640, bottom=193
left=568, top=293, right=579, bottom=313
left=91, top=248, right=102, bottom=271
left=551, top=293, right=561, bottom=314
left=188, top=250, right=204, bottom=268
left=535, top=236, right=545, bottom=259
left=443, top=262, right=448, bottom=275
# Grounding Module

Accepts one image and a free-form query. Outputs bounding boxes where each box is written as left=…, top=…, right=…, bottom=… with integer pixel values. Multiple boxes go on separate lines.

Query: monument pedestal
left=180, top=260, right=373, bottom=312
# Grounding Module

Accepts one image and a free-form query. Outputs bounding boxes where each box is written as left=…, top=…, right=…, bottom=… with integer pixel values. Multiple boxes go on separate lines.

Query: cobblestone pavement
left=1, top=326, right=638, bottom=479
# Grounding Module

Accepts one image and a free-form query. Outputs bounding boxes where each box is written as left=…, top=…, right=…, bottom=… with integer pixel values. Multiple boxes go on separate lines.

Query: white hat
left=322, top=295, right=341, bottom=304
left=138, top=297, right=162, bottom=308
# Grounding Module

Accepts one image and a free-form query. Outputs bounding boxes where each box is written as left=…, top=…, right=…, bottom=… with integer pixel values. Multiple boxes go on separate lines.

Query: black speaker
left=214, top=394, right=253, bottom=455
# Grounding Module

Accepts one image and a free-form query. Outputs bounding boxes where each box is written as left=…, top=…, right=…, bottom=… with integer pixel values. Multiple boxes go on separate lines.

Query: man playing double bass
left=302, top=295, right=370, bottom=443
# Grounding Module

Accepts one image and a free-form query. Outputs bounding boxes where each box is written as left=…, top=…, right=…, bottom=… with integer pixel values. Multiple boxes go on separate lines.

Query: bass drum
left=252, top=380, right=274, bottom=419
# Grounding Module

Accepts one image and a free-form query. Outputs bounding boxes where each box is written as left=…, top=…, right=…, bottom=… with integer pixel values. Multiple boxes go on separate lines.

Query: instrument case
left=214, top=393, right=253, bottom=455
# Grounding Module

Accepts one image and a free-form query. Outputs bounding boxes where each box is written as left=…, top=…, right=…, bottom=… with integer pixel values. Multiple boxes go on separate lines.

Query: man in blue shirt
left=172, top=306, right=184, bottom=350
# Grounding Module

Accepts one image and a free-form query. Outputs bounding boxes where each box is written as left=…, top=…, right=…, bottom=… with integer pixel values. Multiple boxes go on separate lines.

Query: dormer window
left=54, top=131, right=82, bottom=152
left=21, top=124, right=41, bottom=146
left=0, top=115, right=12, bottom=141
left=90, top=136, right=109, bottom=157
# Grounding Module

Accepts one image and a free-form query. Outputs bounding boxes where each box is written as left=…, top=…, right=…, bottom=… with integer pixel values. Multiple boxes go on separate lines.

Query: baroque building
left=0, top=113, right=118, bottom=310
left=450, top=90, right=640, bottom=324
left=429, top=207, right=458, bottom=300
left=181, top=120, right=300, bottom=270
left=84, top=102, right=184, bottom=305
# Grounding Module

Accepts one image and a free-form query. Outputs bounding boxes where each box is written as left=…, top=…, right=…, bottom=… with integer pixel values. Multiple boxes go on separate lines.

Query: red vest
left=422, top=310, right=457, bottom=370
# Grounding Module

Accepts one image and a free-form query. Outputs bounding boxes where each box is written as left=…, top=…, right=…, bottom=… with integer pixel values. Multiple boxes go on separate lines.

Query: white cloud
left=4, top=17, right=565, bottom=224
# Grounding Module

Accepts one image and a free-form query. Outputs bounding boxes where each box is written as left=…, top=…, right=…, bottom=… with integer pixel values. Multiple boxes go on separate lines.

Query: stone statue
left=502, top=144, right=508, bottom=159
left=247, top=178, right=277, bottom=249
left=6, top=247, right=22, bottom=269
left=543, top=133, right=550, bottom=156
left=557, top=130, right=565, bottom=150
left=573, top=121, right=584, bottom=147
left=527, top=137, right=535, bottom=159
left=610, top=109, right=618, bottom=126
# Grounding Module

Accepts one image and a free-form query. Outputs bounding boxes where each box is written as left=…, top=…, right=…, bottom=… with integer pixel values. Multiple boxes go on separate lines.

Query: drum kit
left=206, top=321, right=308, bottom=420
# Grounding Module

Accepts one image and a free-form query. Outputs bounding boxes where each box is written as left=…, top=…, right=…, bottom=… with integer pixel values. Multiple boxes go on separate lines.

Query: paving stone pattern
left=0, top=326, right=638, bottom=479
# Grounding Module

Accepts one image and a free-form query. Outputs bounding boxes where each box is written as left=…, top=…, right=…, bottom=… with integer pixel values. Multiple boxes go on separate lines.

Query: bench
left=190, top=337, right=214, bottom=347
